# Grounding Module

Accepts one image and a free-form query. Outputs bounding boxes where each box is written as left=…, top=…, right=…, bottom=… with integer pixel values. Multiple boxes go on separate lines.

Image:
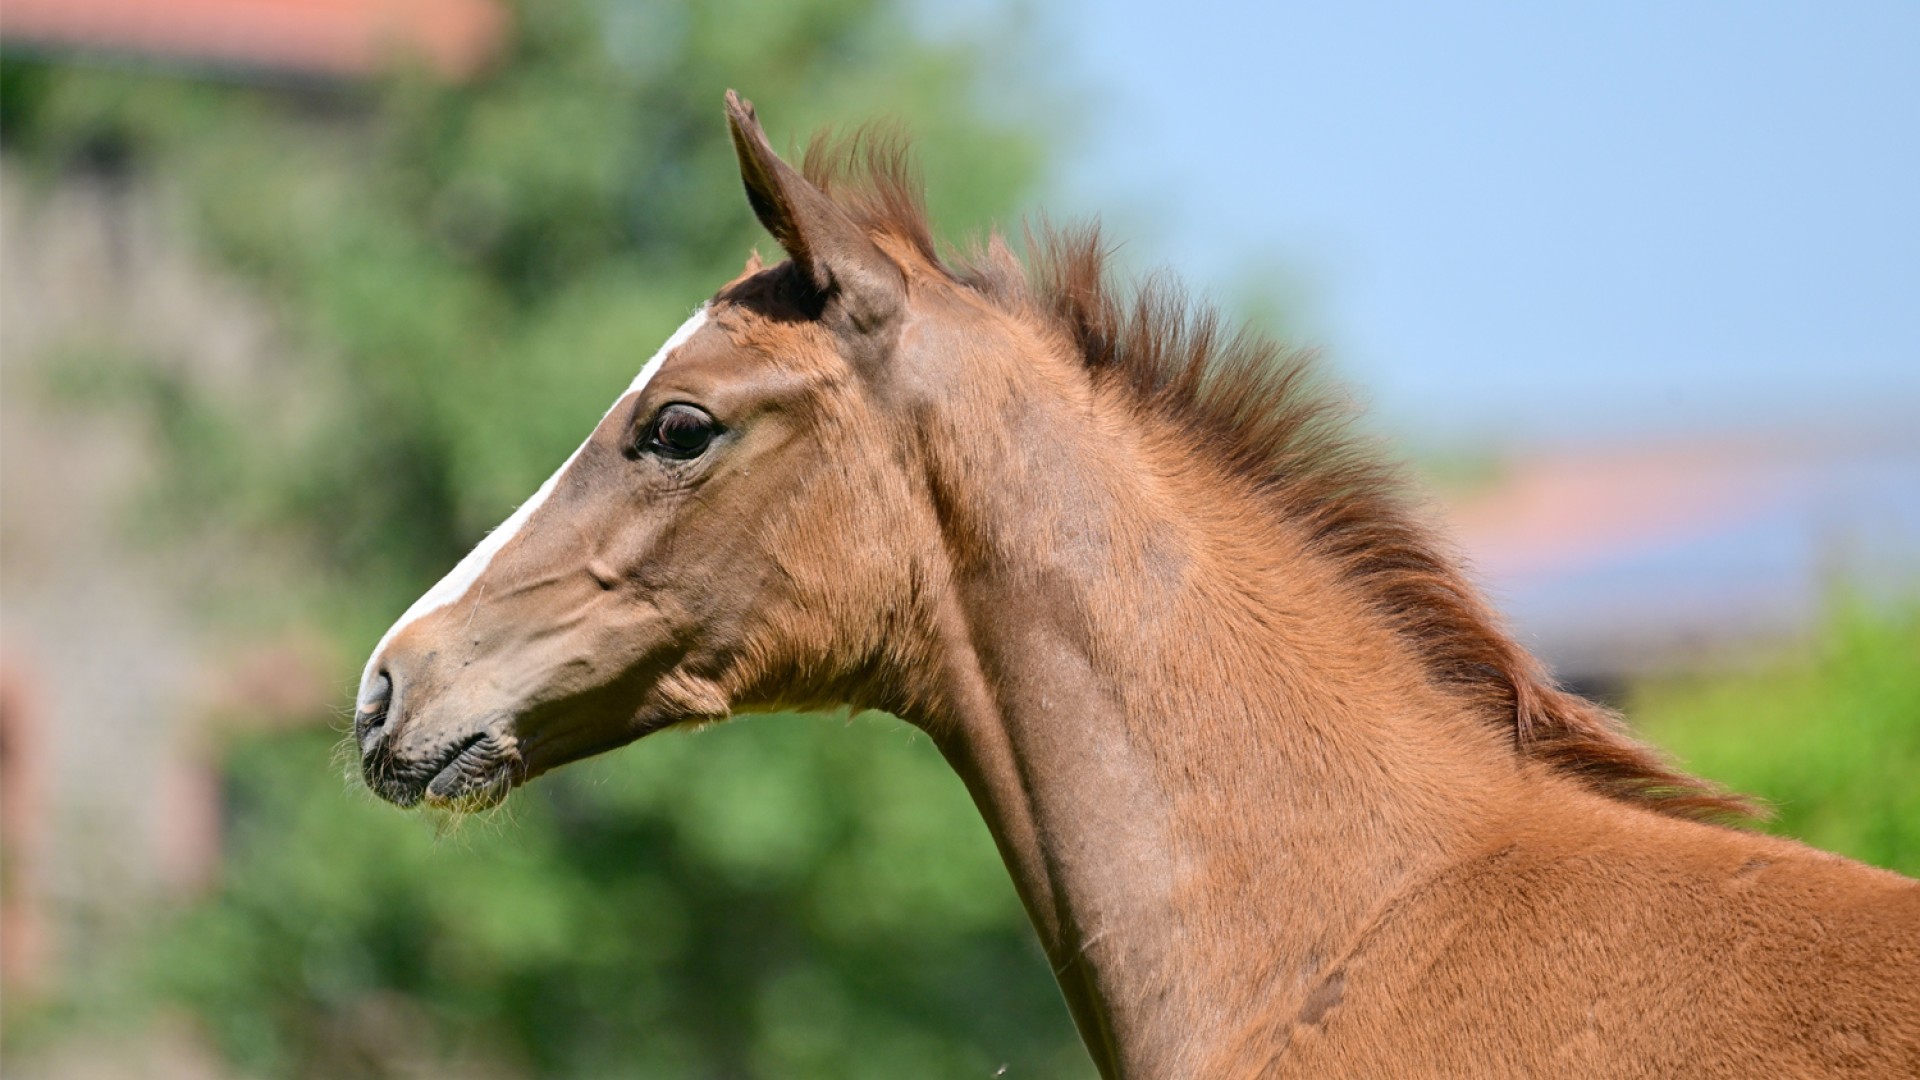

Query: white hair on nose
left=358, top=305, right=709, bottom=690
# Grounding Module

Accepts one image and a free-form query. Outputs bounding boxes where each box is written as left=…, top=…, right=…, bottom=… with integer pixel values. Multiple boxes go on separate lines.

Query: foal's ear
left=724, top=90, right=903, bottom=335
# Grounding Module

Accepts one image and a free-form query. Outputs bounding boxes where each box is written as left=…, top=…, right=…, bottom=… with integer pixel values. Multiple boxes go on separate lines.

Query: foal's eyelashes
left=642, top=402, right=721, bottom=459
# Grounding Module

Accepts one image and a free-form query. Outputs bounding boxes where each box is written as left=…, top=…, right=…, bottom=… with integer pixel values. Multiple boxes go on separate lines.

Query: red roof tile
left=0, top=0, right=508, bottom=81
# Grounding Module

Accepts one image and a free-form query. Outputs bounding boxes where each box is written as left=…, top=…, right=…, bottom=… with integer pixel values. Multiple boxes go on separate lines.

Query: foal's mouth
left=364, top=728, right=524, bottom=812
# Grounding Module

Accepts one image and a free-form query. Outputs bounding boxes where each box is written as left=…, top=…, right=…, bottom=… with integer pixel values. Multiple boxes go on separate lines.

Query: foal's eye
left=646, top=404, right=719, bottom=458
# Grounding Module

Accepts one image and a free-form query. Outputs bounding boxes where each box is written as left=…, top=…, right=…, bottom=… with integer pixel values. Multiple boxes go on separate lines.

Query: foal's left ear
left=724, top=90, right=904, bottom=336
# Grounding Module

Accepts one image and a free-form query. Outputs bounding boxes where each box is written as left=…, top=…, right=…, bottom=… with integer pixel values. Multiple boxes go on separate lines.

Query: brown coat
left=356, top=93, right=1920, bottom=1078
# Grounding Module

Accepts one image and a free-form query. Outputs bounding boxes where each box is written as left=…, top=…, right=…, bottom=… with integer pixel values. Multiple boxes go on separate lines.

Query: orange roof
left=1446, top=441, right=1788, bottom=583
left=0, top=0, right=508, bottom=81
left=1441, top=435, right=1920, bottom=678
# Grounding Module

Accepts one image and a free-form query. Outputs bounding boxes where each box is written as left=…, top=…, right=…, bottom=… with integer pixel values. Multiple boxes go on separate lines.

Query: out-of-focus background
left=0, top=1, right=1914, bottom=1076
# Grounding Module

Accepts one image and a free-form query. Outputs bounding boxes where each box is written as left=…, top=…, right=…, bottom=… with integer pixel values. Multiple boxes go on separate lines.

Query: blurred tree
left=3, top=1, right=1092, bottom=1076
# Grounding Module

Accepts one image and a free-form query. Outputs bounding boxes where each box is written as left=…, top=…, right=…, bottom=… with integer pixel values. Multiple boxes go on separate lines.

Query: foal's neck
left=902, top=369, right=1523, bottom=1079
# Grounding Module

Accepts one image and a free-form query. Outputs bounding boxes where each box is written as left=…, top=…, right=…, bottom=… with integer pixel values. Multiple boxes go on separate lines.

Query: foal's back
left=1233, top=784, right=1920, bottom=1078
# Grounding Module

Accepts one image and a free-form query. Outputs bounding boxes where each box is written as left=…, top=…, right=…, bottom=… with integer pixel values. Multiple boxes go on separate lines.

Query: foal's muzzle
left=353, top=660, right=520, bottom=809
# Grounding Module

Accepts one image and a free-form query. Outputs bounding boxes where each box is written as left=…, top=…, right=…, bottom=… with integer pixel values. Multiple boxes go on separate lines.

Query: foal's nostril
left=356, top=670, right=394, bottom=751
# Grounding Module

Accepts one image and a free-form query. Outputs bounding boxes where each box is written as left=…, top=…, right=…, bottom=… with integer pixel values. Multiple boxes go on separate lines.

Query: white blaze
left=359, top=306, right=709, bottom=690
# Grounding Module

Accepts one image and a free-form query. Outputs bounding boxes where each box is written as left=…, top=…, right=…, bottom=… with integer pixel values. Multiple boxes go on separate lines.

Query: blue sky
left=1017, top=1, right=1919, bottom=444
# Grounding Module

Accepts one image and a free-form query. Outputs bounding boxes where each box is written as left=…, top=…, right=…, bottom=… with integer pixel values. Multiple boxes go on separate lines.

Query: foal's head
left=355, top=93, right=978, bottom=807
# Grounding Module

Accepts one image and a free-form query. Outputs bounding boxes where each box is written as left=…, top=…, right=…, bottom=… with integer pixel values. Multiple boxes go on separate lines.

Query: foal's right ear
left=724, top=90, right=903, bottom=336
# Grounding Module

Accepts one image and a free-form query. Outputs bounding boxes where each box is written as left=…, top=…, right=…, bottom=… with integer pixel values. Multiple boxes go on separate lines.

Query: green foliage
left=1633, top=602, right=1920, bottom=876
left=158, top=717, right=1087, bottom=1078
left=5, top=1, right=1089, bottom=1075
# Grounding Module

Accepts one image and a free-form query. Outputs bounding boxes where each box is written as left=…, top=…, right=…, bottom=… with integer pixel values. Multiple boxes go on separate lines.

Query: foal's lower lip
left=421, top=736, right=516, bottom=806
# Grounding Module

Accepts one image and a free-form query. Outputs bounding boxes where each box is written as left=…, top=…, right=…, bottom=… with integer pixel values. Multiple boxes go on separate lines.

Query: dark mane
left=800, top=134, right=1755, bottom=823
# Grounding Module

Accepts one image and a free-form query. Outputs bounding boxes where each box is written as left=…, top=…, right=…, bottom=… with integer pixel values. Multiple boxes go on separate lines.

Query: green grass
left=1631, top=602, right=1920, bottom=876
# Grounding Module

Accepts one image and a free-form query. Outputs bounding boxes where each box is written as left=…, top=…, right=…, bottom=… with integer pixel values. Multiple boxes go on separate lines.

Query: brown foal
left=355, top=92, right=1920, bottom=1078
